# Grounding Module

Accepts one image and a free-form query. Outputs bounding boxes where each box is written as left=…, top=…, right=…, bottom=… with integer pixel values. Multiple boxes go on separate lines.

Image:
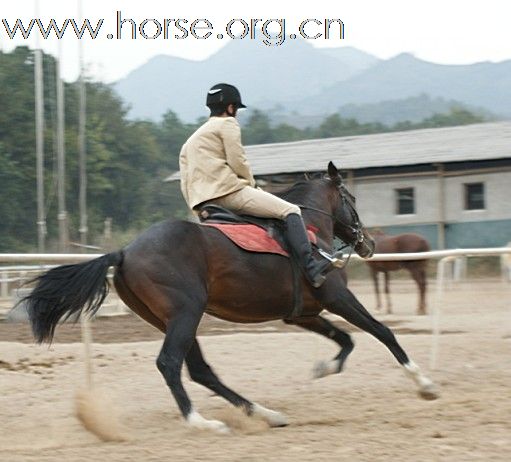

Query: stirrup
left=306, top=258, right=337, bottom=288
left=317, top=248, right=346, bottom=269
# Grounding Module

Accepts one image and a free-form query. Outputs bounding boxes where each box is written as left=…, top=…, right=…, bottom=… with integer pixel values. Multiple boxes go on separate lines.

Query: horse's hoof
left=197, top=419, right=230, bottom=434
left=312, top=360, right=339, bottom=379
left=252, top=403, right=288, bottom=427
left=187, top=411, right=231, bottom=434
left=214, top=421, right=231, bottom=434
left=267, top=413, right=288, bottom=427
left=419, top=383, right=440, bottom=400
left=312, top=360, right=328, bottom=379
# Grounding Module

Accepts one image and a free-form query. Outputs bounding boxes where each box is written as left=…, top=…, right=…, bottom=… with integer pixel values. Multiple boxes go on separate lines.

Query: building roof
left=165, top=121, right=511, bottom=181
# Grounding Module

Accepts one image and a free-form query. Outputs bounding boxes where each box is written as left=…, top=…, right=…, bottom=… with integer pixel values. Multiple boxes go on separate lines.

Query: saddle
left=198, top=204, right=316, bottom=256
left=198, top=204, right=280, bottom=229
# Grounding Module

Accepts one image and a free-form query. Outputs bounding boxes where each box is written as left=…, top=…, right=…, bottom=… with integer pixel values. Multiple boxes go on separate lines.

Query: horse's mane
left=275, top=179, right=321, bottom=204
left=274, top=172, right=332, bottom=205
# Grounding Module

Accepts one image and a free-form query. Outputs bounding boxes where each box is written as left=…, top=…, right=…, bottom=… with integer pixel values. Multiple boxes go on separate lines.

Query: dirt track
left=1, top=279, right=510, bottom=461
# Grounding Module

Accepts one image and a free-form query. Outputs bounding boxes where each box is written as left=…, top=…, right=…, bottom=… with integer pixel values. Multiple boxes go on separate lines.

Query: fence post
left=430, top=256, right=449, bottom=370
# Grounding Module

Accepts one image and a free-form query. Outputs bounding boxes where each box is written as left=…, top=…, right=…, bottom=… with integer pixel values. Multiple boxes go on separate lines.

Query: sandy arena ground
left=0, top=279, right=510, bottom=461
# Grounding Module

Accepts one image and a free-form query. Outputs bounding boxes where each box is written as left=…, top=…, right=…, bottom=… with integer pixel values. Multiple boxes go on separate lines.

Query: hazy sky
left=1, top=0, right=510, bottom=82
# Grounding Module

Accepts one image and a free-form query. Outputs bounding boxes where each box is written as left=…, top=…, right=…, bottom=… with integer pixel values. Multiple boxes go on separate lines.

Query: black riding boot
left=284, top=213, right=337, bottom=288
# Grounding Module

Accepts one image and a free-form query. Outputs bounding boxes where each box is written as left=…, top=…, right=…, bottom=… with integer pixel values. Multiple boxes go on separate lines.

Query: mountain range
left=114, top=39, right=510, bottom=124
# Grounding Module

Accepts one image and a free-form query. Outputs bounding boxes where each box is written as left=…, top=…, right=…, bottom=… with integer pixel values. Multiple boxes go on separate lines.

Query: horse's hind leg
left=383, top=271, right=392, bottom=314
left=156, top=293, right=230, bottom=434
left=409, top=266, right=427, bottom=315
left=113, top=271, right=166, bottom=332
left=370, top=269, right=382, bottom=311
left=317, top=281, right=438, bottom=400
left=186, top=340, right=288, bottom=427
left=284, top=315, right=354, bottom=379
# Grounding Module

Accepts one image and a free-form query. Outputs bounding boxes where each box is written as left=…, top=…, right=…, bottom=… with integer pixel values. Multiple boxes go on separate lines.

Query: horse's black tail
left=23, top=251, right=124, bottom=344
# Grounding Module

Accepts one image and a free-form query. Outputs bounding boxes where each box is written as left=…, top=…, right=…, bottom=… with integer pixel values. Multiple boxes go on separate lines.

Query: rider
left=179, top=83, right=339, bottom=288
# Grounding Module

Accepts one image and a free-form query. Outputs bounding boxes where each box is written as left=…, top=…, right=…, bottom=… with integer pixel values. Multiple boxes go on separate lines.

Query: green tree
left=272, top=123, right=305, bottom=142
left=157, top=110, right=196, bottom=170
left=242, top=110, right=274, bottom=144
left=418, top=107, right=485, bottom=128
left=0, top=47, right=41, bottom=251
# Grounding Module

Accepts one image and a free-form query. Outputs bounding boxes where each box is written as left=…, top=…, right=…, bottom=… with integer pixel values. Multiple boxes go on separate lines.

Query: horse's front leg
left=313, top=279, right=439, bottom=400
left=284, top=315, right=354, bottom=379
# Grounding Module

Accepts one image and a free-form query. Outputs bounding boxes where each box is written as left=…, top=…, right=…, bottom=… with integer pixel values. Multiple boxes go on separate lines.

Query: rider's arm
left=178, top=145, right=190, bottom=203
left=220, top=118, right=256, bottom=187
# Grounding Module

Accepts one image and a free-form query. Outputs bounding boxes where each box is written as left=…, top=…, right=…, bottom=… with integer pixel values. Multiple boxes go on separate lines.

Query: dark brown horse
left=366, top=230, right=430, bottom=315
left=23, top=162, right=438, bottom=434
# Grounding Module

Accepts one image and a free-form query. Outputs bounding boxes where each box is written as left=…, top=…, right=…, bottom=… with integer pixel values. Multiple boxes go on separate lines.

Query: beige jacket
left=179, top=116, right=256, bottom=209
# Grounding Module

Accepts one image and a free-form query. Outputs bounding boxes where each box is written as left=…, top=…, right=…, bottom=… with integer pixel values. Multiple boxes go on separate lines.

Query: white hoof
left=419, top=382, right=440, bottom=400
left=312, top=359, right=339, bottom=379
left=187, top=410, right=230, bottom=434
left=403, top=361, right=440, bottom=400
left=252, top=403, right=288, bottom=427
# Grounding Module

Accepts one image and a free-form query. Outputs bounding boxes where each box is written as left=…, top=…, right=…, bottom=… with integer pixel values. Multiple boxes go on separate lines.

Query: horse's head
left=327, top=162, right=375, bottom=258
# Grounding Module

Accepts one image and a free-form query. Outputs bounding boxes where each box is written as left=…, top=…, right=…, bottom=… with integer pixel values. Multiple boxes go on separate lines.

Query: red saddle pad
left=202, top=223, right=317, bottom=257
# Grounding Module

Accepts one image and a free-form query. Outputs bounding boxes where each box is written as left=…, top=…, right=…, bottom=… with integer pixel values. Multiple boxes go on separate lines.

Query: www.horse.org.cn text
left=1, top=13, right=345, bottom=46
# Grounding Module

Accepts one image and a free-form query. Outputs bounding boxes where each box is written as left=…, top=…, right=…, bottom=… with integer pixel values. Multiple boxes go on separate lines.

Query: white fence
left=1, top=248, right=511, bottom=370
left=0, top=257, right=126, bottom=318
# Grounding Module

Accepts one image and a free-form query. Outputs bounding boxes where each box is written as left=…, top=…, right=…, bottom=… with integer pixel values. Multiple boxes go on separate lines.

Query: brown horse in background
left=366, top=230, right=430, bottom=315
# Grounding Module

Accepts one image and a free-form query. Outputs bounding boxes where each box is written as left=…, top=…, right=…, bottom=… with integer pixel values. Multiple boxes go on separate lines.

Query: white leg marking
left=252, top=403, right=288, bottom=427
left=403, top=361, right=439, bottom=400
left=187, top=410, right=230, bottom=434
left=313, top=359, right=340, bottom=379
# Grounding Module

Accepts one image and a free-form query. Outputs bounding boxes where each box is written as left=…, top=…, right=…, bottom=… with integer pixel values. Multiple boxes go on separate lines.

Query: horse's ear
left=327, top=161, right=343, bottom=185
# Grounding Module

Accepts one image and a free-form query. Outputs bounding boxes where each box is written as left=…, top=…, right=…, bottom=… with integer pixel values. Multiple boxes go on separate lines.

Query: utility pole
left=435, top=163, right=446, bottom=250
left=78, top=0, right=88, bottom=250
left=34, top=0, right=46, bottom=252
left=56, top=41, right=69, bottom=252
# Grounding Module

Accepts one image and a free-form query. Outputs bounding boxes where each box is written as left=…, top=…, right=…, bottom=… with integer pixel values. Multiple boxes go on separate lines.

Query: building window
left=395, top=187, right=415, bottom=215
left=464, top=183, right=485, bottom=210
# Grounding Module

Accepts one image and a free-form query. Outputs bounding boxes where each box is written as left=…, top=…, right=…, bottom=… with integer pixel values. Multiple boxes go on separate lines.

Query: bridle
left=298, top=183, right=365, bottom=248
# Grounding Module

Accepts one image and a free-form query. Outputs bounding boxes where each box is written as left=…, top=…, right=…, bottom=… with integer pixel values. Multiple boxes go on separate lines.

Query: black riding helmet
left=206, top=83, right=247, bottom=109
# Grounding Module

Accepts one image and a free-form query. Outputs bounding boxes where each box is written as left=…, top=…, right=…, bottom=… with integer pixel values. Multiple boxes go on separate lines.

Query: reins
left=297, top=204, right=356, bottom=268
left=298, top=202, right=365, bottom=246
left=297, top=204, right=334, bottom=219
